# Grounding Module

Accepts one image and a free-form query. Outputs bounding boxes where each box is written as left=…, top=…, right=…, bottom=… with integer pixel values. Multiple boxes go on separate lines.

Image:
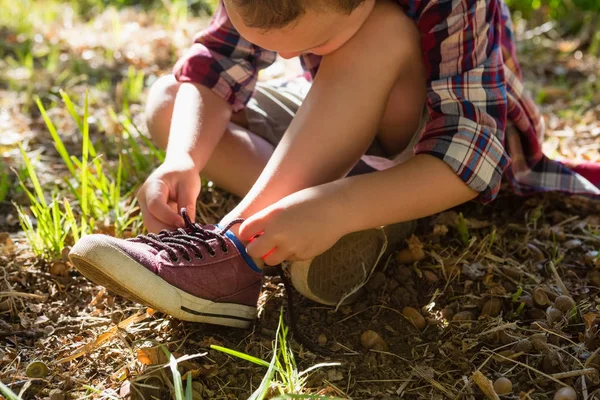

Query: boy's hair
left=227, top=0, right=366, bottom=30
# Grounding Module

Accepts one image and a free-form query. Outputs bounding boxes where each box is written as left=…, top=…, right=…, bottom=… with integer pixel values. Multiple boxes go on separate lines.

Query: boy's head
left=224, top=0, right=375, bottom=58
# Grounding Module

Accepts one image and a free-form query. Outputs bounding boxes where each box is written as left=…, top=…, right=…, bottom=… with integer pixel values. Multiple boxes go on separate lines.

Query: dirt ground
left=1, top=4, right=600, bottom=400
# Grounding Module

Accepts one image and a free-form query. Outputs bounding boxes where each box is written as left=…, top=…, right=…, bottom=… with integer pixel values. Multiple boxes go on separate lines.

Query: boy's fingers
left=145, top=183, right=184, bottom=228
left=177, top=181, right=200, bottom=222
left=139, top=200, right=173, bottom=233
left=239, top=216, right=266, bottom=241
left=245, top=235, right=277, bottom=260
left=262, top=248, right=289, bottom=266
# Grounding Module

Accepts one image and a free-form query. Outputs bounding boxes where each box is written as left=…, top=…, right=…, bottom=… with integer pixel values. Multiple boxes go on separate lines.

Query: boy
left=69, top=0, right=600, bottom=328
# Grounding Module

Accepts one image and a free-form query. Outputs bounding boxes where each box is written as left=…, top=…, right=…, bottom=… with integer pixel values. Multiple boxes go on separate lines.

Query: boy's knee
left=145, top=74, right=180, bottom=145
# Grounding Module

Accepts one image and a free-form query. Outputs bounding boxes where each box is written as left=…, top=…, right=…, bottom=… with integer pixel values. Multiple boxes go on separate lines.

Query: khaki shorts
left=243, top=76, right=424, bottom=174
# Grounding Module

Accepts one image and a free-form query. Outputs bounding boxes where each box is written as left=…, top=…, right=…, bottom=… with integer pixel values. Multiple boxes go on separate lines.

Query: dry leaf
left=472, top=370, right=500, bottom=400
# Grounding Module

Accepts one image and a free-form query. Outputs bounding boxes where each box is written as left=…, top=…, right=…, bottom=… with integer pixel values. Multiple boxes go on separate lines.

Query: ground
left=1, top=2, right=600, bottom=399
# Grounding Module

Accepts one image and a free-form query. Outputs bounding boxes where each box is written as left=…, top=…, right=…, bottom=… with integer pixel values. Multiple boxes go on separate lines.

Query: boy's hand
left=238, top=187, right=345, bottom=266
left=137, top=156, right=201, bottom=233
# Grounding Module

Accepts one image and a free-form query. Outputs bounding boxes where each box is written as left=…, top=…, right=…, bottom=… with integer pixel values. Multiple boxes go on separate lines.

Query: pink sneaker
left=68, top=210, right=261, bottom=328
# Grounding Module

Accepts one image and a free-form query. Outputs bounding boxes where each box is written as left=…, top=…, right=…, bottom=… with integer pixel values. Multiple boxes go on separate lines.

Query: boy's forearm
left=165, top=82, right=232, bottom=170
left=327, top=155, right=478, bottom=234
left=231, top=3, right=415, bottom=218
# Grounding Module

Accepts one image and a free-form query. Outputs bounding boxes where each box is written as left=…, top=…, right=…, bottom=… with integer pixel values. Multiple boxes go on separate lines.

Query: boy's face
left=226, top=0, right=376, bottom=59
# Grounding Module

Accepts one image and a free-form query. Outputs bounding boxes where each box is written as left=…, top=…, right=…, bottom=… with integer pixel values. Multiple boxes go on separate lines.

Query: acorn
left=533, top=287, right=549, bottom=306
left=493, top=377, right=513, bottom=395
left=360, top=330, right=388, bottom=351
left=554, top=295, right=576, bottom=313
left=403, top=307, right=426, bottom=330
left=482, top=298, right=502, bottom=317
left=26, top=361, right=49, bottom=378
left=553, top=386, right=577, bottom=400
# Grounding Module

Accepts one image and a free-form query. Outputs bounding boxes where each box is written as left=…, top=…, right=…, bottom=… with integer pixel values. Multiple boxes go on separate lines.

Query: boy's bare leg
left=145, top=75, right=274, bottom=197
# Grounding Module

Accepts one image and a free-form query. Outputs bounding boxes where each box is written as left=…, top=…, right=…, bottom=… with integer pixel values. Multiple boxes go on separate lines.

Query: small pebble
left=423, top=270, right=439, bottom=283
left=554, top=295, right=576, bottom=313
left=481, top=298, right=502, bottom=317
left=546, top=306, right=564, bottom=324
left=553, top=386, right=577, bottom=400
left=564, top=239, right=582, bottom=250
left=513, top=339, right=532, bottom=353
left=452, top=311, right=475, bottom=322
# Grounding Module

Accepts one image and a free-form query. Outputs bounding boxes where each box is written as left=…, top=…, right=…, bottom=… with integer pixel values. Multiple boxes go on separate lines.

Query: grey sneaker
left=289, top=221, right=417, bottom=306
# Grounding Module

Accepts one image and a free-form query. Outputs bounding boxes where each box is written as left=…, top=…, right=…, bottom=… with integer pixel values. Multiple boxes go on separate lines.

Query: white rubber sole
left=69, top=236, right=257, bottom=328
left=289, top=221, right=417, bottom=306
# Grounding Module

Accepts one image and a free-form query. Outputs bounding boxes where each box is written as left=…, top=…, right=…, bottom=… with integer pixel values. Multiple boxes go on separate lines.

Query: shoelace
left=132, top=209, right=243, bottom=263
left=134, top=209, right=329, bottom=355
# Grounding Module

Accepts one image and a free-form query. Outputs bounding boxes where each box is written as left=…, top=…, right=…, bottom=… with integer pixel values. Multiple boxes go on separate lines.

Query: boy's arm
left=139, top=1, right=276, bottom=232
left=239, top=0, right=511, bottom=263
left=230, top=1, right=420, bottom=219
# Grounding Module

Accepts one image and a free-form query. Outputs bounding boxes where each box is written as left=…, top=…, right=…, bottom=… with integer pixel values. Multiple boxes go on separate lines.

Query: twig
left=548, top=261, right=570, bottom=296
left=0, top=292, right=47, bottom=301
left=551, top=368, right=598, bottom=380
left=478, top=322, right=518, bottom=337
left=413, top=365, right=456, bottom=398
left=482, top=350, right=568, bottom=387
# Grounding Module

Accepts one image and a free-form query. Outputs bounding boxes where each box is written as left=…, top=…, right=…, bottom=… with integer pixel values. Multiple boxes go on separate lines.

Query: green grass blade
left=0, top=381, right=22, bottom=400
left=248, top=310, right=283, bottom=400
left=18, top=144, right=47, bottom=208
left=0, top=166, right=9, bottom=202
left=185, top=372, right=193, bottom=400
left=63, top=197, right=79, bottom=242
left=60, top=90, right=82, bottom=132
left=209, top=345, right=270, bottom=368
left=80, top=91, right=90, bottom=235
left=160, top=346, right=184, bottom=400
left=35, top=97, right=76, bottom=176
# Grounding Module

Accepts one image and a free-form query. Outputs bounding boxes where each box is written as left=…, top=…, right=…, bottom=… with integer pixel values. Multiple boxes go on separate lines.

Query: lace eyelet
left=209, top=251, right=217, bottom=258
left=182, top=254, right=192, bottom=262
left=195, top=253, right=204, bottom=260
left=221, top=246, right=228, bottom=253
left=169, top=255, right=179, bottom=263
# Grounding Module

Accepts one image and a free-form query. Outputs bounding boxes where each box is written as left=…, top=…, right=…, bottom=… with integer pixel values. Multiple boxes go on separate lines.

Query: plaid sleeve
left=173, top=1, right=277, bottom=112
left=412, top=0, right=510, bottom=203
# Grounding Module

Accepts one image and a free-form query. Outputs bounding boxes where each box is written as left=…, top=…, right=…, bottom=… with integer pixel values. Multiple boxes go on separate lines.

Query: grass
left=16, top=89, right=161, bottom=260
left=211, top=309, right=345, bottom=399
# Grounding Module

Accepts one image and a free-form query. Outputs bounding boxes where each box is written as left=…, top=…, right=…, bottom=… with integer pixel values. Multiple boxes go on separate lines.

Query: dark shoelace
left=132, top=209, right=243, bottom=263
left=134, top=208, right=330, bottom=355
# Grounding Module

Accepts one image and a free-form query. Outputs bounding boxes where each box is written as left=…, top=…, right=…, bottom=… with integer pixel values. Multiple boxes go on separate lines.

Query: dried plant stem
left=548, top=261, right=570, bottom=296
left=551, top=368, right=598, bottom=380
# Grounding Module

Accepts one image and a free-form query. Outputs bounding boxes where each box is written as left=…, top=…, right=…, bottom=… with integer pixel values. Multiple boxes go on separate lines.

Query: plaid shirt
left=174, top=0, right=600, bottom=203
